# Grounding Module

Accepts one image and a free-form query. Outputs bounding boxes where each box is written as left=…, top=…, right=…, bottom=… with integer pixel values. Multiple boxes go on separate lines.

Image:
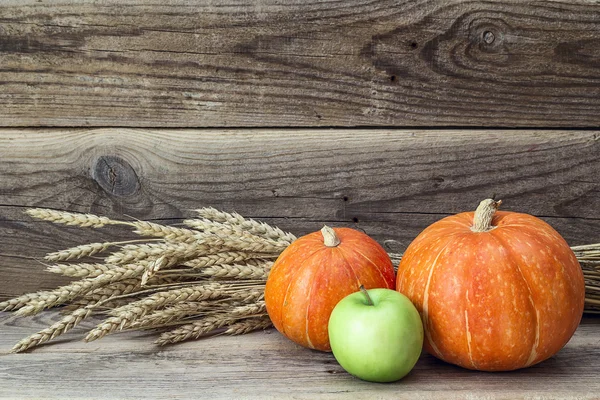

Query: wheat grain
left=140, top=256, right=168, bottom=286
left=25, top=208, right=116, bottom=228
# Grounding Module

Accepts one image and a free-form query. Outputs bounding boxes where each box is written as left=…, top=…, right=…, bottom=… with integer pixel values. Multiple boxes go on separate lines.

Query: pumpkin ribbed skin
left=396, top=209, right=585, bottom=371
left=265, top=227, right=395, bottom=352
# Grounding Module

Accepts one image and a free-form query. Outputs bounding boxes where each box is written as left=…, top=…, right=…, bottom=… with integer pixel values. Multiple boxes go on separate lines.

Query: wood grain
left=0, top=311, right=598, bottom=399
left=0, top=0, right=599, bottom=127
left=0, top=128, right=599, bottom=299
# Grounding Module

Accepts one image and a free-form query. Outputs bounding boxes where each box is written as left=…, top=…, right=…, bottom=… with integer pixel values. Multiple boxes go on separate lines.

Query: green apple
left=328, top=287, right=424, bottom=383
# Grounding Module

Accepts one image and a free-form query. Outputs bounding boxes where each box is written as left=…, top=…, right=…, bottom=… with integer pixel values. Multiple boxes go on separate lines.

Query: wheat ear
left=125, top=220, right=199, bottom=243
left=45, top=243, right=112, bottom=261
left=25, top=208, right=116, bottom=228
left=200, top=262, right=272, bottom=280
left=10, top=307, right=94, bottom=353
left=223, top=316, right=272, bottom=335
left=131, top=301, right=215, bottom=328
left=181, top=251, right=275, bottom=269
left=84, top=283, right=233, bottom=342
left=196, top=207, right=297, bottom=243
left=184, top=218, right=287, bottom=250
left=154, top=315, right=236, bottom=345
left=46, top=263, right=112, bottom=278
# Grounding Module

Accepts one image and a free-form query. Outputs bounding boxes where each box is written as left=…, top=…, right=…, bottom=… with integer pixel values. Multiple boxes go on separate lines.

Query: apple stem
left=359, top=285, right=374, bottom=306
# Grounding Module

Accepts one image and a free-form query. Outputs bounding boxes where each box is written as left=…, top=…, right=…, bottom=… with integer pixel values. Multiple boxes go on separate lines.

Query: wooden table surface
left=0, top=312, right=598, bottom=400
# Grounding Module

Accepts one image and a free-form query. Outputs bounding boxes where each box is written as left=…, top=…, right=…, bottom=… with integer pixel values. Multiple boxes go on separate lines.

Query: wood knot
left=92, top=156, right=140, bottom=197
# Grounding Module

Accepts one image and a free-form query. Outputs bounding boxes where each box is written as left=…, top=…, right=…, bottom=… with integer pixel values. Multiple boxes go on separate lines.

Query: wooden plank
left=0, top=1, right=599, bottom=127
left=0, top=311, right=598, bottom=399
left=0, top=128, right=599, bottom=299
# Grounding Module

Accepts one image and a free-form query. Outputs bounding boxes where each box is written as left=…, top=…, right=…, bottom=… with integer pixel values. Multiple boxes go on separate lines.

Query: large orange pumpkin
left=265, top=226, right=395, bottom=351
left=396, top=199, right=585, bottom=371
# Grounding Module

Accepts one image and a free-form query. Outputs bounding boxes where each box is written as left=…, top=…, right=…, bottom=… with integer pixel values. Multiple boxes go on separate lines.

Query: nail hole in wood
left=483, top=31, right=495, bottom=44
left=352, top=217, right=359, bottom=223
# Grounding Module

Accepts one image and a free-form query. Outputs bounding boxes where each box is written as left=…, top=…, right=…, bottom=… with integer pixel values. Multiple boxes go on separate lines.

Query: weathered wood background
left=0, top=0, right=599, bottom=127
left=1, top=129, right=599, bottom=299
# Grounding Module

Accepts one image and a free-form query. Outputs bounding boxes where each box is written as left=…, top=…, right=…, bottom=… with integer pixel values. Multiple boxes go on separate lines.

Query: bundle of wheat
left=571, top=244, right=600, bottom=314
left=2, top=208, right=598, bottom=353
left=1, top=208, right=295, bottom=353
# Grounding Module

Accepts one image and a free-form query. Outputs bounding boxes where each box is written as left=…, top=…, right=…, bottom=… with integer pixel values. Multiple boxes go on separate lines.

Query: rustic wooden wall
left=0, top=0, right=599, bottom=127
left=1, top=129, right=599, bottom=299
left=0, top=0, right=599, bottom=300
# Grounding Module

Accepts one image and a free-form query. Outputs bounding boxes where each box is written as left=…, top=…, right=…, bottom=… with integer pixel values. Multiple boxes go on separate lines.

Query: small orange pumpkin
left=396, top=199, right=585, bottom=371
left=265, top=226, right=395, bottom=351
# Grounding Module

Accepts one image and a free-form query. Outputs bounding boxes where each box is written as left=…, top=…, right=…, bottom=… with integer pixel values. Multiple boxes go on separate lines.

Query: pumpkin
left=396, top=199, right=585, bottom=371
left=265, top=226, right=396, bottom=351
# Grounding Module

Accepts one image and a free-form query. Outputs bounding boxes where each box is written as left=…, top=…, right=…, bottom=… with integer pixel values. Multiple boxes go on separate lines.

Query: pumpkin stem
left=321, top=225, right=341, bottom=247
left=359, top=285, right=375, bottom=306
left=471, top=199, right=502, bottom=232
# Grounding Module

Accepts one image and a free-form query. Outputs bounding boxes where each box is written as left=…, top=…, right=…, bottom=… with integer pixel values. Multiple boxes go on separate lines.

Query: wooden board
left=0, top=128, right=599, bottom=299
left=0, top=311, right=598, bottom=399
left=0, top=0, right=599, bottom=127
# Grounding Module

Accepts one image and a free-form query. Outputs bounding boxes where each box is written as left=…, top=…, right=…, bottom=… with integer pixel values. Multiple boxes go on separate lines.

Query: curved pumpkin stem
left=471, top=199, right=502, bottom=232
left=321, top=225, right=341, bottom=247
